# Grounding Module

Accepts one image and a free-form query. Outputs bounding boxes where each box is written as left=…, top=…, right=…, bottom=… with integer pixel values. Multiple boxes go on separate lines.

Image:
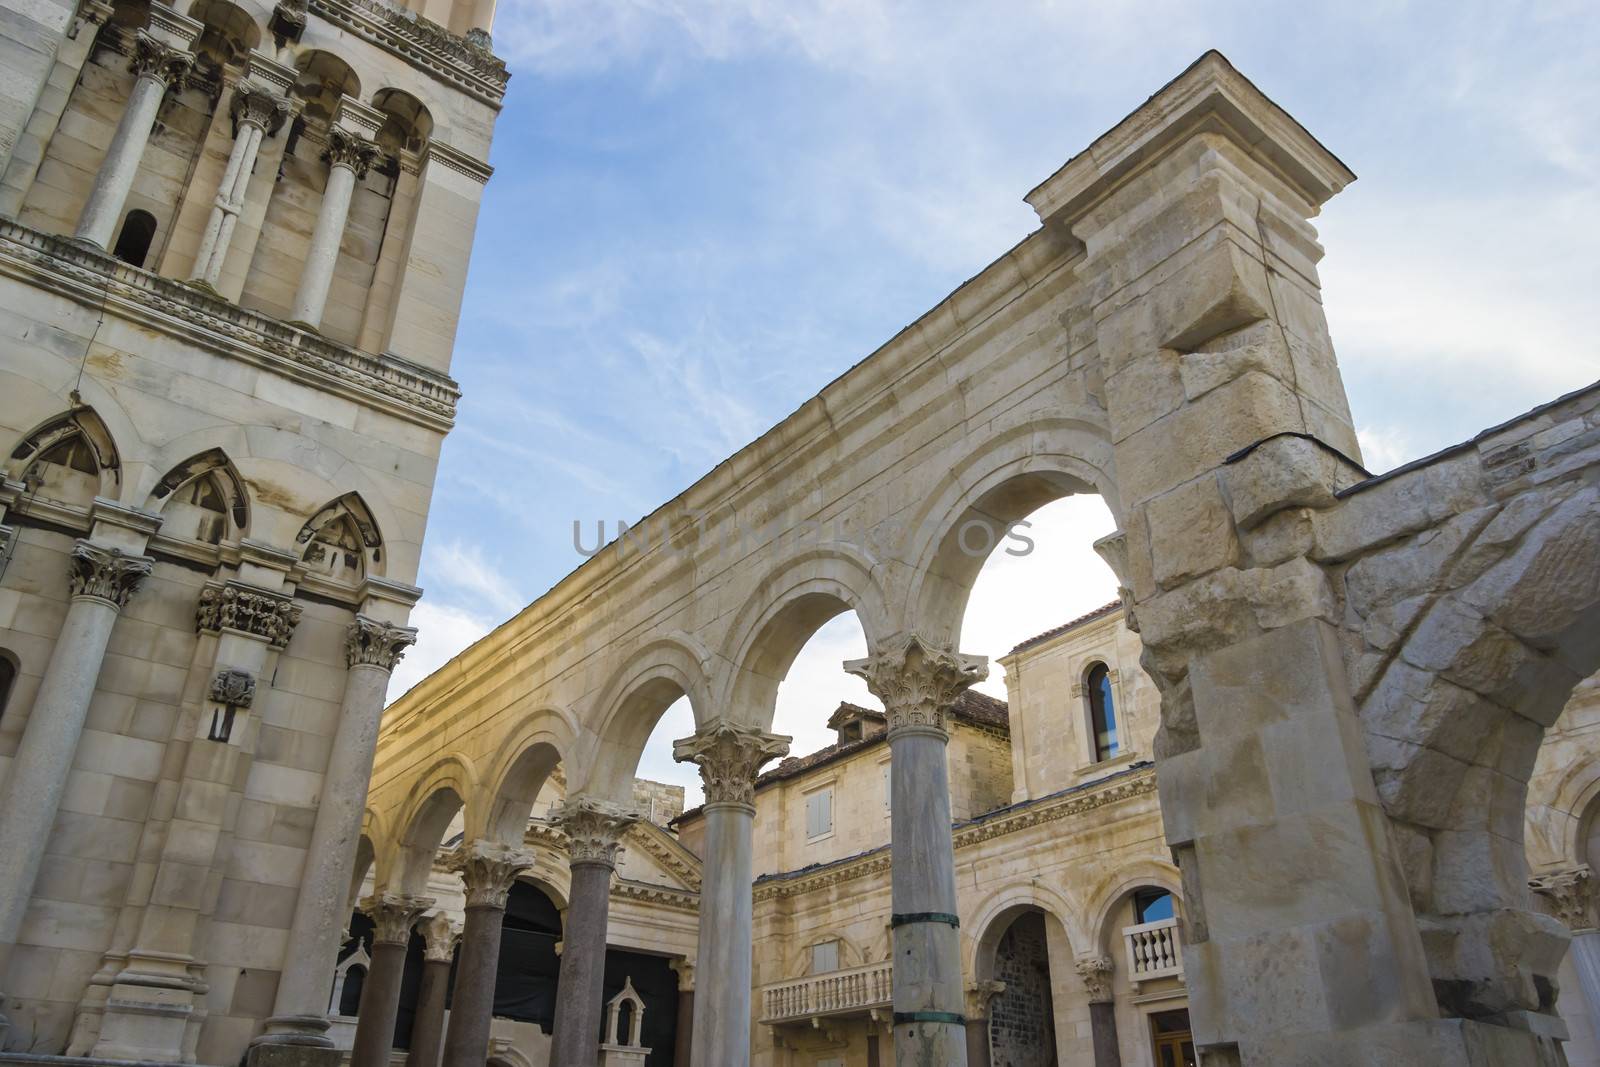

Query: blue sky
left=387, top=0, right=1600, bottom=804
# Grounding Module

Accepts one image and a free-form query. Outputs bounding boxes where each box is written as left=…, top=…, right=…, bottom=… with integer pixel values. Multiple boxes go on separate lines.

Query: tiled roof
left=1006, top=600, right=1122, bottom=655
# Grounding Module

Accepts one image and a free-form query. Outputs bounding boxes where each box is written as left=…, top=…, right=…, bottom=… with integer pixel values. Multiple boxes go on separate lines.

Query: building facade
left=0, top=0, right=503, bottom=1060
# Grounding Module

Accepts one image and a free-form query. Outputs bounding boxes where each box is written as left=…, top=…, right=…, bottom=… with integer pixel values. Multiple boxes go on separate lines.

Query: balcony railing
left=760, top=961, right=893, bottom=1023
left=1123, top=916, right=1183, bottom=982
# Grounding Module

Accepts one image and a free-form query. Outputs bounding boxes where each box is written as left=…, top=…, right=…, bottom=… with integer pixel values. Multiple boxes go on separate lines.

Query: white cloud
left=427, top=539, right=526, bottom=617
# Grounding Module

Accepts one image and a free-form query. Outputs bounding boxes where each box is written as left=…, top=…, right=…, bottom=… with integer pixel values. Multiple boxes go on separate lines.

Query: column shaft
left=440, top=903, right=505, bottom=1067
left=407, top=957, right=450, bottom=1067
left=75, top=74, right=165, bottom=248
left=550, top=860, right=614, bottom=1067
left=1089, top=1003, right=1122, bottom=1067
left=965, top=1019, right=990, bottom=1067
left=673, top=988, right=693, bottom=1065
left=290, top=160, right=356, bottom=327
left=1571, top=933, right=1600, bottom=1032
left=348, top=940, right=407, bottom=1067
left=691, top=802, right=756, bottom=1067
left=192, top=120, right=262, bottom=284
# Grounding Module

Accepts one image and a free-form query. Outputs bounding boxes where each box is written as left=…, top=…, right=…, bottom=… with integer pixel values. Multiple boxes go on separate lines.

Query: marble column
left=963, top=982, right=1004, bottom=1067
left=440, top=842, right=533, bottom=1067
left=74, top=30, right=195, bottom=249
left=548, top=797, right=640, bottom=1067
left=348, top=894, right=432, bottom=1067
left=0, top=542, right=150, bottom=975
left=407, top=913, right=460, bottom=1067
left=253, top=615, right=415, bottom=1054
left=1074, top=957, right=1121, bottom=1067
left=847, top=636, right=985, bottom=1067
left=673, top=719, right=791, bottom=1067
left=190, top=83, right=288, bottom=286
left=289, top=124, right=377, bottom=328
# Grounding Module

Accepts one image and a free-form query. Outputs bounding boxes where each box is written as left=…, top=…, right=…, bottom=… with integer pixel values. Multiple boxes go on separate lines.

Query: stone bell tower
left=0, top=0, right=504, bottom=1059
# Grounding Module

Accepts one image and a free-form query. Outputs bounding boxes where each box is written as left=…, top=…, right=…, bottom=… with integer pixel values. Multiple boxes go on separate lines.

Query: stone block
left=1147, top=475, right=1238, bottom=588
left=245, top=1040, right=346, bottom=1067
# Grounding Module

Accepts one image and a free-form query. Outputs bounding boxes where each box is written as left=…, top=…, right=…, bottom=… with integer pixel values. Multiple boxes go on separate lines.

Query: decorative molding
left=443, top=841, right=533, bottom=910
left=1075, top=956, right=1115, bottom=1003
left=345, top=614, right=417, bottom=672
left=1531, top=865, right=1597, bottom=932
left=68, top=541, right=151, bottom=608
left=423, top=141, right=493, bottom=184
left=609, top=879, right=699, bottom=913
left=845, top=635, right=986, bottom=736
left=0, top=221, right=459, bottom=431
left=196, top=582, right=302, bottom=648
left=550, top=796, right=640, bottom=869
left=208, top=668, right=256, bottom=709
left=417, top=912, right=461, bottom=963
left=231, top=84, right=290, bottom=137
left=358, top=892, right=432, bottom=945
left=306, top=0, right=509, bottom=109
left=673, top=719, right=791, bottom=810
left=625, top=822, right=702, bottom=891
left=965, top=980, right=1006, bottom=1019
left=130, top=32, right=194, bottom=87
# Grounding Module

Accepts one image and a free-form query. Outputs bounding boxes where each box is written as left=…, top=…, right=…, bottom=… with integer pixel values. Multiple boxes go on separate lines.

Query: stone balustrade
left=1123, top=916, right=1183, bottom=982
left=760, top=961, right=893, bottom=1022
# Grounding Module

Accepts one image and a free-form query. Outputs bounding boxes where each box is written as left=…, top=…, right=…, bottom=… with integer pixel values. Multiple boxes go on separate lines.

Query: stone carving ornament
left=550, top=796, right=641, bottom=869
left=68, top=541, right=152, bottom=608
left=443, top=842, right=533, bottom=910
left=417, top=911, right=461, bottom=963
left=196, top=583, right=302, bottom=648
left=130, top=32, right=194, bottom=87
left=323, top=127, right=380, bottom=179
left=209, top=667, right=256, bottom=709
left=845, top=634, right=986, bottom=736
left=359, top=892, right=433, bottom=945
left=672, top=718, right=791, bottom=810
left=231, top=84, right=290, bottom=137
left=1530, top=865, right=1596, bottom=932
left=1075, top=956, right=1116, bottom=1003
left=345, top=614, right=417, bottom=671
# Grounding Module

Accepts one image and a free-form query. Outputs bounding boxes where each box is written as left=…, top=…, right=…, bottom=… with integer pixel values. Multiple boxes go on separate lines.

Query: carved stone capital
left=268, top=0, right=306, bottom=42
left=209, top=667, right=256, bottom=709
left=196, top=582, right=302, bottom=648
left=345, top=614, right=417, bottom=671
left=550, top=796, right=640, bottom=869
left=672, top=718, right=791, bottom=810
left=443, top=841, right=533, bottom=910
left=68, top=541, right=151, bottom=608
left=845, top=635, right=986, bottom=737
left=965, top=979, right=1006, bottom=1019
left=130, top=32, right=194, bottom=87
left=359, top=893, right=432, bottom=946
left=669, top=956, right=694, bottom=992
left=417, top=912, right=461, bottom=963
left=323, top=126, right=380, bottom=179
left=231, top=83, right=290, bottom=136
left=1075, top=955, right=1116, bottom=1003
left=1531, top=865, right=1597, bottom=932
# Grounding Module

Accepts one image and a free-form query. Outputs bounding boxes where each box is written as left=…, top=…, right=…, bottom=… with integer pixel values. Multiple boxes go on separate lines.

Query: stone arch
left=1080, top=864, right=1183, bottom=958
left=290, top=49, right=360, bottom=125
left=187, top=0, right=261, bottom=70
left=296, top=491, right=384, bottom=583
left=967, top=881, right=1078, bottom=982
left=480, top=705, right=577, bottom=845
left=392, top=755, right=478, bottom=894
left=1555, top=760, right=1600, bottom=872
left=899, top=421, right=1120, bottom=646
left=147, top=447, right=250, bottom=543
left=574, top=634, right=714, bottom=803
left=369, top=88, right=432, bottom=155
left=719, top=542, right=891, bottom=731
left=6, top=407, right=122, bottom=505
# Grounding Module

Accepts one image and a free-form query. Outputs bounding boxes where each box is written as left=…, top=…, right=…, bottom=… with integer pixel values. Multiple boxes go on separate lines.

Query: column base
left=244, top=1043, right=344, bottom=1067
left=250, top=1015, right=335, bottom=1050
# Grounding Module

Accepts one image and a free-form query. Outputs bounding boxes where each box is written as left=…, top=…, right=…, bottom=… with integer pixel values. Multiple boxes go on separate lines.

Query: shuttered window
left=805, top=787, right=833, bottom=840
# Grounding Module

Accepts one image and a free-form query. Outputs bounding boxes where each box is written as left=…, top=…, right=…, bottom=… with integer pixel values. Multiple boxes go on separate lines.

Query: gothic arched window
left=1087, top=662, right=1118, bottom=763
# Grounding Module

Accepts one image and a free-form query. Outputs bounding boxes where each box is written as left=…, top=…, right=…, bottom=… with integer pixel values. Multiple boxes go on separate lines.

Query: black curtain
left=492, top=881, right=564, bottom=1030
left=601, top=949, right=679, bottom=1067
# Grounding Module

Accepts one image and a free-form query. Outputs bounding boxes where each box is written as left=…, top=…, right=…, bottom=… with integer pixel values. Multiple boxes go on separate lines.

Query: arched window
left=1133, top=886, right=1175, bottom=924
left=0, top=650, right=17, bottom=723
left=112, top=210, right=157, bottom=268
left=1087, top=662, right=1118, bottom=762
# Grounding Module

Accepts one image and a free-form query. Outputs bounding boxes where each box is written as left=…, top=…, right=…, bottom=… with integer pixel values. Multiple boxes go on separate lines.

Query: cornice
left=609, top=879, right=699, bottom=912
left=0, top=220, right=458, bottom=432
left=307, top=0, right=509, bottom=109
left=424, top=140, right=493, bottom=184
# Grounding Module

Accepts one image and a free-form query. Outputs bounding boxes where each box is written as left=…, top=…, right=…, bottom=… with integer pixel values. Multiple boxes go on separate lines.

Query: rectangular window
left=811, top=939, right=839, bottom=974
left=805, top=787, right=833, bottom=839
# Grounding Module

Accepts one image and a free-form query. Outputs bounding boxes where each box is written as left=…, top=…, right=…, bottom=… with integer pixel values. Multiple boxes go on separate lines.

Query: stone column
left=673, top=719, right=791, bottom=1067
left=408, top=914, right=459, bottom=1067
left=348, top=894, right=432, bottom=1067
left=189, top=83, right=288, bottom=286
left=0, top=541, right=150, bottom=975
left=288, top=98, right=381, bottom=328
left=671, top=959, right=694, bottom=1066
left=1074, top=957, right=1121, bottom=1067
left=548, top=797, right=640, bottom=1067
left=74, top=21, right=197, bottom=249
left=253, top=615, right=415, bottom=1057
left=1533, top=866, right=1600, bottom=1028
left=963, top=981, right=1005, bottom=1067
left=847, top=636, right=985, bottom=1067
left=440, top=842, right=533, bottom=1067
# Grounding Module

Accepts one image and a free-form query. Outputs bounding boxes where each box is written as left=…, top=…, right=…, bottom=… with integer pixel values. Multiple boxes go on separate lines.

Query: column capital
left=845, top=635, right=987, bottom=737
left=358, top=893, right=433, bottom=946
left=1074, top=955, right=1116, bottom=1003
left=196, top=581, right=302, bottom=648
left=345, top=614, right=417, bottom=671
left=417, top=912, right=461, bottom=963
left=669, top=956, right=694, bottom=992
left=68, top=540, right=152, bottom=608
left=964, top=979, right=1005, bottom=1019
left=443, top=841, right=533, bottom=910
left=129, top=32, right=194, bottom=88
left=323, top=126, right=380, bottom=179
left=550, top=796, right=641, bottom=869
left=231, top=83, right=290, bottom=137
left=672, top=718, right=791, bottom=810
left=1531, top=865, right=1597, bottom=932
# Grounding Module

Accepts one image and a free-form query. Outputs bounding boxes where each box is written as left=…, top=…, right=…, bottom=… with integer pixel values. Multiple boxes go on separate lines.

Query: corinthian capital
left=417, top=912, right=461, bottom=963
left=1531, top=865, right=1597, bottom=932
left=672, top=718, right=791, bottom=809
left=443, top=841, right=533, bottom=910
left=550, top=796, right=641, bottom=869
left=231, top=83, right=290, bottom=136
left=1075, top=955, right=1116, bottom=1003
left=68, top=540, right=152, bottom=608
left=196, top=581, right=302, bottom=648
left=359, top=892, right=433, bottom=946
left=130, top=32, right=194, bottom=87
left=844, top=635, right=986, bottom=736
left=345, top=614, right=417, bottom=671
left=323, top=127, right=380, bottom=179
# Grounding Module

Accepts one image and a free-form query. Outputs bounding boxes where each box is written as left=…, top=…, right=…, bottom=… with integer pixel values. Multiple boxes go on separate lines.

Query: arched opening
left=396, top=785, right=463, bottom=895
left=150, top=449, right=249, bottom=543
left=187, top=0, right=260, bottom=73
left=1090, top=881, right=1190, bottom=1066
left=492, top=880, right=563, bottom=1030
left=485, top=739, right=562, bottom=846
left=986, top=910, right=1058, bottom=1067
left=1086, top=660, right=1118, bottom=764
left=297, top=492, right=383, bottom=584
left=111, top=209, right=157, bottom=268
left=370, top=88, right=432, bottom=156
left=288, top=50, right=360, bottom=127
left=8, top=408, right=120, bottom=507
